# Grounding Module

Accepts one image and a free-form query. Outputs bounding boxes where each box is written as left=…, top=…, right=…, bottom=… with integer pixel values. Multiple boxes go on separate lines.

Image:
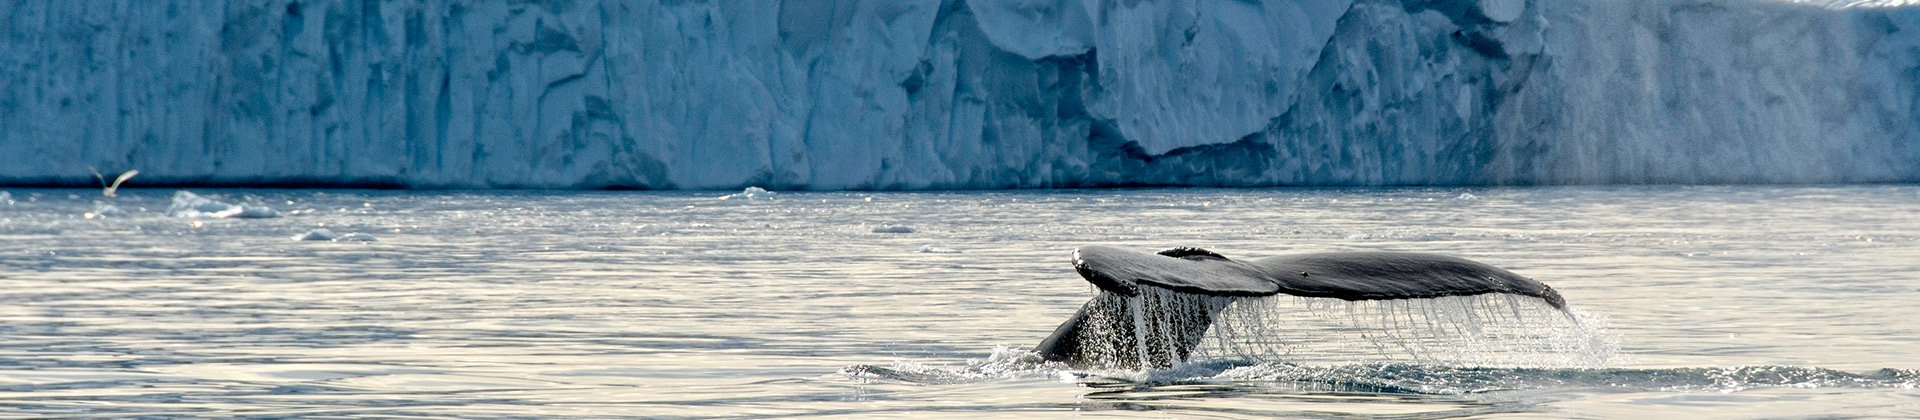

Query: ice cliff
left=3, top=0, right=1918, bottom=189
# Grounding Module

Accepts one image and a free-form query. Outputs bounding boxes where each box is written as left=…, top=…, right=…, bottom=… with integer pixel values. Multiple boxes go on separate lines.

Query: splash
left=841, top=345, right=1064, bottom=385
left=1207, top=363, right=1920, bottom=395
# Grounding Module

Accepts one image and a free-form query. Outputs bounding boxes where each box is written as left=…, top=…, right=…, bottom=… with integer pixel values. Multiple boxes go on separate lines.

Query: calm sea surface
left=2, top=186, right=1916, bottom=418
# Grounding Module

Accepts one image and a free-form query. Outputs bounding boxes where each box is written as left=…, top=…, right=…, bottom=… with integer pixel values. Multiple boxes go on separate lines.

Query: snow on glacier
left=1, top=0, right=1917, bottom=189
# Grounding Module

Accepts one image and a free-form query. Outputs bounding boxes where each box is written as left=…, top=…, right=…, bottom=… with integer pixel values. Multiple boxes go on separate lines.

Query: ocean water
left=1, top=186, right=1916, bottom=418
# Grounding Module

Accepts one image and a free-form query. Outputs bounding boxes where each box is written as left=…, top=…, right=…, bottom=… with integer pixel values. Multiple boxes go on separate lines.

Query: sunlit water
left=2, top=186, right=1917, bottom=418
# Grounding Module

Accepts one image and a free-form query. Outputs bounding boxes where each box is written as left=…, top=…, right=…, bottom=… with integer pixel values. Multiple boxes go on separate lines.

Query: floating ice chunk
left=169, top=191, right=237, bottom=217
left=1454, top=193, right=1479, bottom=201
left=916, top=245, right=960, bottom=254
left=228, top=206, right=283, bottom=218
left=0, top=191, right=12, bottom=206
left=717, top=186, right=776, bottom=201
left=292, top=228, right=378, bottom=242
left=334, top=233, right=378, bottom=242
left=84, top=202, right=129, bottom=219
left=292, top=229, right=337, bottom=241
left=168, top=191, right=282, bottom=218
left=872, top=225, right=916, bottom=234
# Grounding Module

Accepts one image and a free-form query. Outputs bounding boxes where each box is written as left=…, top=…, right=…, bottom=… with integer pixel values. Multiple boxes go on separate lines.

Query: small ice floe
left=84, top=202, right=129, bottom=219
left=1, top=191, right=12, bottom=206
left=292, top=229, right=378, bottom=242
left=334, top=233, right=378, bottom=242
left=292, top=229, right=337, bottom=241
left=168, top=191, right=282, bottom=218
left=1453, top=192, right=1479, bottom=201
left=717, top=186, right=776, bottom=201
left=872, top=225, right=916, bottom=234
left=916, top=244, right=961, bottom=254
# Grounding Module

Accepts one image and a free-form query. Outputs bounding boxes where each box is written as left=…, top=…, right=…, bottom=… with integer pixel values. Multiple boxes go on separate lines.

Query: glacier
left=2, top=0, right=1918, bottom=190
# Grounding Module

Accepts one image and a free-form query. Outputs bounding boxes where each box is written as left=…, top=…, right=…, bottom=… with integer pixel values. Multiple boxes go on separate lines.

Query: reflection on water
left=1, top=186, right=1917, bottom=417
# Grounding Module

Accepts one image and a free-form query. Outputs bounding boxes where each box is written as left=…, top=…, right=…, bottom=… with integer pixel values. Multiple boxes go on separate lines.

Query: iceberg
left=1, top=0, right=1916, bottom=189
left=717, top=186, right=777, bottom=201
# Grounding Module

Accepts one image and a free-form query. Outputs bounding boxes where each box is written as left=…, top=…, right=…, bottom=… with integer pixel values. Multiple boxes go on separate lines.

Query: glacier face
left=2, top=0, right=1918, bottom=189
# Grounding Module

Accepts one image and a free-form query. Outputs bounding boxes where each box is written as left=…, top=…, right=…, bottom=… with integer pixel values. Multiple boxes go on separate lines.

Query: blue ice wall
left=3, top=0, right=1917, bottom=189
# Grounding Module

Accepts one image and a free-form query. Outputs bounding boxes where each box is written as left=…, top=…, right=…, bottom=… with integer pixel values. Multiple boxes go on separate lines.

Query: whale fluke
left=1039, top=246, right=1568, bottom=368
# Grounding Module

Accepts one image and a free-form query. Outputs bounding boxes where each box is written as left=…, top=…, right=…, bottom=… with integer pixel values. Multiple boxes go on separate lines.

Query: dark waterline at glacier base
left=2, top=185, right=1917, bottom=417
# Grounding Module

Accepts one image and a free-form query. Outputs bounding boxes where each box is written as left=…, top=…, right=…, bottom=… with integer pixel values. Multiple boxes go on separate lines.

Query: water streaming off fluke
left=1198, top=294, right=1616, bottom=368
left=1057, top=286, right=1613, bottom=370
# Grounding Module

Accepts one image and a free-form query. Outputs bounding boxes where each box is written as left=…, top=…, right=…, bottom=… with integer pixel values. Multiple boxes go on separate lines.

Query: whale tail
left=1036, top=246, right=1569, bottom=368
